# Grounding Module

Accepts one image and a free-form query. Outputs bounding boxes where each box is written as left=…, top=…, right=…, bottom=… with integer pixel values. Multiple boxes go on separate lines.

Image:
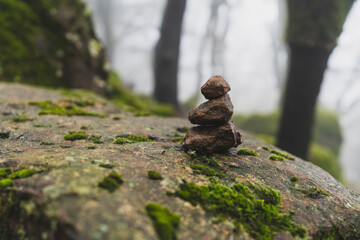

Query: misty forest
left=1, top=0, right=360, bottom=239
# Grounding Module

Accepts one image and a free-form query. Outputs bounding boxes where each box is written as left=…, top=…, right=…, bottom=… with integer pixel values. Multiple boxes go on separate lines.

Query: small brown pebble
left=201, top=75, right=231, bottom=99
left=188, top=94, right=233, bottom=126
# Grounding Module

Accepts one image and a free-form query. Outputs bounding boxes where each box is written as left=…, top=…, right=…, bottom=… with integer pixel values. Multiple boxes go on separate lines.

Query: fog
left=86, top=0, right=360, bottom=190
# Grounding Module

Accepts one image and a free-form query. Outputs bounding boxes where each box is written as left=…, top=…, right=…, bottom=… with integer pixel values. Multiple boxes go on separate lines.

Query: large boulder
left=0, top=83, right=359, bottom=240
left=0, top=0, right=109, bottom=95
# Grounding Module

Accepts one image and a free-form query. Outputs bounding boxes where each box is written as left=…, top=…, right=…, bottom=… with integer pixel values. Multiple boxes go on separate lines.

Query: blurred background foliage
left=232, top=109, right=344, bottom=181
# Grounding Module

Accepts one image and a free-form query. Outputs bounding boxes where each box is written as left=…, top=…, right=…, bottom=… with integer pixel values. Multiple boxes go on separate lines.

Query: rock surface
left=187, top=94, right=234, bottom=126
left=182, top=123, right=242, bottom=153
left=201, top=75, right=231, bottom=99
left=0, top=83, right=360, bottom=240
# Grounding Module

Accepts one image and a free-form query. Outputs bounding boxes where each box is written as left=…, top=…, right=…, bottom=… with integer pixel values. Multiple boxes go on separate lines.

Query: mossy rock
left=0, top=83, right=359, bottom=240
left=0, top=0, right=109, bottom=95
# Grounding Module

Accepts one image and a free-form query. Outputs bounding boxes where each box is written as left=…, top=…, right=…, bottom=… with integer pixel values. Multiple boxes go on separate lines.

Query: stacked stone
left=183, top=75, right=242, bottom=154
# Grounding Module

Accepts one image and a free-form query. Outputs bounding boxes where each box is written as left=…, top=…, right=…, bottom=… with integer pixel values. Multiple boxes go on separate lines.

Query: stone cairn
left=183, top=75, right=242, bottom=154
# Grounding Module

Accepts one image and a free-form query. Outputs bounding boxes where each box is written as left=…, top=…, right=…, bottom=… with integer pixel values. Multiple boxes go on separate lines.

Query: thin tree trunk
left=154, top=0, right=187, bottom=108
left=276, top=44, right=331, bottom=159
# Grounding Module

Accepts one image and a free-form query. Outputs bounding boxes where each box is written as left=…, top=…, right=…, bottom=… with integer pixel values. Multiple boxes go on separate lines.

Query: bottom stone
left=182, top=123, right=242, bottom=154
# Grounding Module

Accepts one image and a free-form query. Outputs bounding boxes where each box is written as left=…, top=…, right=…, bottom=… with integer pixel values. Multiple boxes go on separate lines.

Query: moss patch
left=190, top=165, right=225, bottom=178
left=0, top=131, right=10, bottom=139
left=60, top=145, right=72, bottom=149
left=171, top=136, right=185, bottom=143
left=197, top=156, right=224, bottom=171
left=269, top=154, right=286, bottom=161
left=63, top=131, right=88, bottom=141
left=40, top=141, right=55, bottom=146
left=0, top=168, right=11, bottom=179
left=29, top=101, right=106, bottom=117
left=99, top=163, right=115, bottom=169
left=270, top=149, right=295, bottom=160
left=89, top=135, right=103, bottom=144
left=0, top=179, right=14, bottom=188
left=145, top=203, right=180, bottom=240
left=12, top=114, right=31, bottom=123
left=262, top=146, right=270, bottom=151
left=291, top=186, right=330, bottom=199
left=98, top=171, right=124, bottom=192
left=147, top=171, right=163, bottom=180
left=8, top=169, right=34, bottom=179
left=113, top=135, right=153, bottom=145
left=176, top=126, right=189, bottom=133
left=237, top=148, right=258, bottom=156
left=290, top=176, right=299, bottom=182
left=172, top=181, right=306, bottom=239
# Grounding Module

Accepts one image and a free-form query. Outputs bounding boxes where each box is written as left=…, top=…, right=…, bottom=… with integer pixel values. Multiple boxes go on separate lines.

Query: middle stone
left=188, top=94, right=234, bottom=126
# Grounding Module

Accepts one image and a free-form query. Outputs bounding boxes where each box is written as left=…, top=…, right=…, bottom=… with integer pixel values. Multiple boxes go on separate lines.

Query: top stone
left=201, top=75, right=231, bottom=99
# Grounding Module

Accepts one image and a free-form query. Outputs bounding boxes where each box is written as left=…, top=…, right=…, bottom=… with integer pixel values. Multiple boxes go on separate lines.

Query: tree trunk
left=277, top=44, right=331, bottom=159
left=154, top=0, right=187, bottom=108
left=277, top=0, right=355, bottom=159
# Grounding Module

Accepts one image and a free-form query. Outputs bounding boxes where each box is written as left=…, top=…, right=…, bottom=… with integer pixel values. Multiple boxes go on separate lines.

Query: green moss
left=262, top=146, right=270, bottom=151
left=176, top=126, right=189, bottom=133
left=171, top=136, right=184, bottom=143
left=187, top=150, right=197, bottom=158
left=87, top=146, right=96, bottom=149
left=40, top=141, right=54, bottom=145
left=197, top=156, right=224, bottom=171
left=269, top=154, right=286, bottom=161
left=190, top=165, right=225, bottom=178
left=0, top=179, right=14, bottom=188
left=112, top=116, right=121, bottom=120
left=33, top=124, right=47, bottom=128
left=290, top=176, right=299, bottom=182
left=98, top=171, right=124, bottom=192
left=172, top=181, right=306, bottom=239
left=113, top=135, right=152, bottom=144
left=0, top=168, right=11, bottom=179
left=147, top=171, right=163, bottom=180
left=80, top=126, right=88, bottom=130
left=294, top=186, right=330, bottom=199
left=12, top=114, right=31, bottom=123
left=113, top=138, right=132, bottom=145
left=237, top=148, right=258, bottom=156
left=66, top=98, right=95, bottom=107
left=248, top=182, right=281, bottom=206
left=29, top=101, right=106, bottom=117
left=89, top=135, right=103, bottom=144
left=269, top=149, right=295, bottom=160
left=305, top=187, right=330, bottom=198
left=0, top=131, right=10, bottom=139
left=313, top=225, right=341, bottom=240
left=99, top=163, right=115, bottom=169
left=63, top=131, right=88, bottom=141
left=145, top=203, right=180, bottom=240
left=8, top=169, right=34, bottom=179
left=60, top=145, right=72, bottom=149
